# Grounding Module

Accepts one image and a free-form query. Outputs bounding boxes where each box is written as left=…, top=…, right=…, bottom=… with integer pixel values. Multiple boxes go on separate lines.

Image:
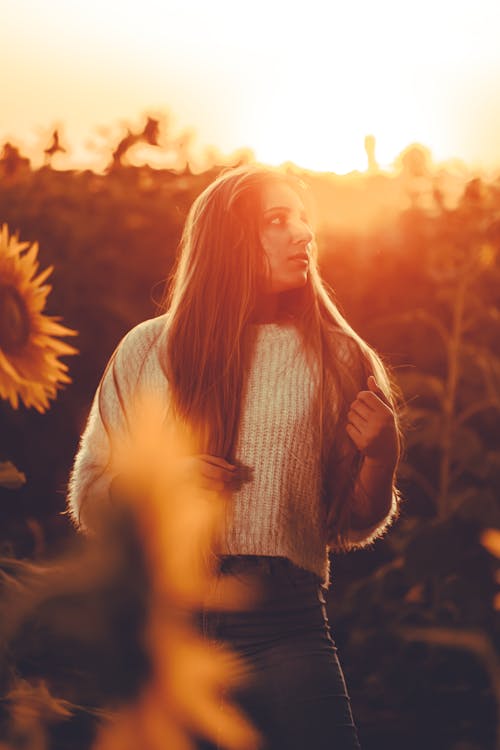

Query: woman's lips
left=289, top=254, right=309, bottom=264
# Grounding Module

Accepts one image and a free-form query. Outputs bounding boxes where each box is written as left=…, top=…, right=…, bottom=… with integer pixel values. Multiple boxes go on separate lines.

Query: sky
left=2, top=0, right=500, bottom=174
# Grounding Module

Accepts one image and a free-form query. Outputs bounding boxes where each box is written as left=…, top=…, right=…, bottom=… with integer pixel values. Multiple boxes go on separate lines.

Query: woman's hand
left=179, top=454, right=245, bottom=493
left=346, top=375, right=400, bottom=471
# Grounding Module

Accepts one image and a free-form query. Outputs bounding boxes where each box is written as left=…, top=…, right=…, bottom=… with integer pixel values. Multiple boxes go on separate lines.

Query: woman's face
left=258, top=181, right=314, bottom=294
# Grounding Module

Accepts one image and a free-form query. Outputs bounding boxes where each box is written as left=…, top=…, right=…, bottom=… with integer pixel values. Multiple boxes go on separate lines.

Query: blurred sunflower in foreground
left=0, top=224, right=77, bottom=412
left=0, top=395, right=259, bottom=750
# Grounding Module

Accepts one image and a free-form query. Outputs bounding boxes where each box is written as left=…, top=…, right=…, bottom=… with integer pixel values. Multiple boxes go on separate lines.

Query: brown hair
left=162, top=164, right=401, bottom=549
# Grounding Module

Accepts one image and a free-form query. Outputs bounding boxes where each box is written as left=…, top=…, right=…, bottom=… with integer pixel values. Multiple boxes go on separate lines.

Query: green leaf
left=0, top=461, right=26, bottom=489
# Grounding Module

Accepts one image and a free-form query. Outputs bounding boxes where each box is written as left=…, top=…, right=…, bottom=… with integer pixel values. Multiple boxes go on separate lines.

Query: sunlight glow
left=1, top=0, right=500, bottom=172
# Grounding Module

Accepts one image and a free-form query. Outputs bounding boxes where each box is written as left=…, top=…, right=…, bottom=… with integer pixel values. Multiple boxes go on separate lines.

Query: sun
left=0, top=224, right=78, bottom=413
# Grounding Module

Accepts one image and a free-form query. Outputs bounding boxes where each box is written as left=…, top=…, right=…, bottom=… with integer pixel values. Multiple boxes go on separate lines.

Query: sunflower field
left=0, top=128, right=499, bottom=750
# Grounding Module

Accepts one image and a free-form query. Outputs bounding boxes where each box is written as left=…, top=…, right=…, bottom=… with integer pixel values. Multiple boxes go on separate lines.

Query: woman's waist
left=201, top=556, right=329, bottom=646
left=216, top=515, right=330, bottom=583
left=218, top=554, right=319, bottom=581
left=214, top=555, right=326, bottom=613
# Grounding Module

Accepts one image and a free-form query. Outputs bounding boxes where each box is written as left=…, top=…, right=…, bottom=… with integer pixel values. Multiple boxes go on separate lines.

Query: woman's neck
left=252, top=293, right=279, bottom=323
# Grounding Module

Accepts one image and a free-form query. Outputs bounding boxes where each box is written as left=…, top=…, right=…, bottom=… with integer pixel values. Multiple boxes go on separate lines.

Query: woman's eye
left=269, top=214, right=286, bottom=226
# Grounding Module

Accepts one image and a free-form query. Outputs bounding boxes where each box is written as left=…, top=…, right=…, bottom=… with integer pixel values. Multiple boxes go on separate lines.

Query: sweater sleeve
left=343, top=486, right=401, bottom=550
left=327, top=332, right=402, bottom=553
left=66, top=316, right=167, bottom=531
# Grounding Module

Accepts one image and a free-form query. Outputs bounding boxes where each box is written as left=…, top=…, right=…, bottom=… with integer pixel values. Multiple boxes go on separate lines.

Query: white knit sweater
left=67, top=314, right=398, bottom=583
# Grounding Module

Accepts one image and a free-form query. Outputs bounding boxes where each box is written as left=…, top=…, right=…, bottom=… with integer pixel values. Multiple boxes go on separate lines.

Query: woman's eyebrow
left=262, top=205, right=310, bottom=223
left=263, top=205, right=292, bottom=214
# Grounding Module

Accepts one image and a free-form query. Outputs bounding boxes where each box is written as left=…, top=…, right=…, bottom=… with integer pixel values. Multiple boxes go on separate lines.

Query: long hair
left=162, top=164, right=401, bottom=549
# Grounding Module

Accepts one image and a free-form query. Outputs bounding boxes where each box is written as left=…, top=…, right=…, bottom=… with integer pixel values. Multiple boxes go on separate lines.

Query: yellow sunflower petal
left=0, top=383, right=20, bottom=410
left=30, top=335, right=79, bottom=356
left=0, top=348, right=25, bottom=383
left=30, top=292, right=51, bottom=313
left=19, top=242, right=40, bottom=277
left=32, top=265, right=54, bottom=287
left=36, top=318, right=79, bottom=338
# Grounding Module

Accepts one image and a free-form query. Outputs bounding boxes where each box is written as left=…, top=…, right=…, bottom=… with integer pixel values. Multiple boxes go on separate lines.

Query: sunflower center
left=0, top=284, right=31, bottom=353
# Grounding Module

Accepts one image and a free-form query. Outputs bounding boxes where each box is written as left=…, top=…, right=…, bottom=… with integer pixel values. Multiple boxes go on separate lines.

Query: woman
left=67, top=164, right=401, bottom=749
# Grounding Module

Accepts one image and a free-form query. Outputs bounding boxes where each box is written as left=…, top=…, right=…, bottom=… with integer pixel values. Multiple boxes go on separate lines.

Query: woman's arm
left=345, top=374, right=401, bottom=536
left=350, top=456, right=397, bottom=529
left=66, top=349, right=131, bottom=531
left=66, top=317, right=167, bottom=531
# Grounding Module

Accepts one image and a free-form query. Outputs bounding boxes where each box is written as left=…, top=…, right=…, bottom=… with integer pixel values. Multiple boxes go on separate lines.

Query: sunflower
left=0, top=224, right=78, bottom=413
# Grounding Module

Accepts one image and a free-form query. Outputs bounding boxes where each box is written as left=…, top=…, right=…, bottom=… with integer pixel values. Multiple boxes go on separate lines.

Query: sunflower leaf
left=0, top=460, right=26, bottom=489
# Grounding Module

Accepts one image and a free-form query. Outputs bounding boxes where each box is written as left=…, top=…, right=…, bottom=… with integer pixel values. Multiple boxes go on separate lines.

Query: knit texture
left=67, top=314, right=397, bottom=584
left=221, top=322, right=329, bottom=580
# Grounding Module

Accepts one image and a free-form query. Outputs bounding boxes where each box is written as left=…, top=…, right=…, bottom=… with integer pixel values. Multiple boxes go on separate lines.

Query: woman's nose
left=291, top=220, right=314, bottom=245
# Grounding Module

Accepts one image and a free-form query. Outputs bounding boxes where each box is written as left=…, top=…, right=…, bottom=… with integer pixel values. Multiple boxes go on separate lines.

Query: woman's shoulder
left=109, top=314, right=168, bottom=388
left=118, top=314, right=168, bottom=357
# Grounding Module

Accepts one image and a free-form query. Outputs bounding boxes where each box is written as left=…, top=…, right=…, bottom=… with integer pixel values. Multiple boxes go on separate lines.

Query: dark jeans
left=197, top=555, right=361, bottom=750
